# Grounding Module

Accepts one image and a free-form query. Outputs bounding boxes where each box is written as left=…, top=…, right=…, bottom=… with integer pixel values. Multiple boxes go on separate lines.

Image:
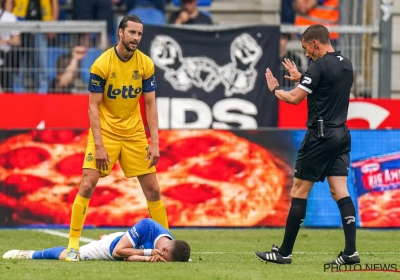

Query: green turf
left=0, top=228, right=399, bottom=280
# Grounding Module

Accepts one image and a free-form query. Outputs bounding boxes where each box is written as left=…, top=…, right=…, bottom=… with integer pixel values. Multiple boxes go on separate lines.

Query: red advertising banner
left=2, top=96, right=400, bottom=129
left=278, top=99, right=400, bottom=129
left=0, top=95, right=147, bottom=130
left=0, top=129, right=291, bottom=227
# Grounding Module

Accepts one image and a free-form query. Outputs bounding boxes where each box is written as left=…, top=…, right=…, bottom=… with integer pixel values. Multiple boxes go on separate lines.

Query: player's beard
left=122, top=37, right=138, bottom=53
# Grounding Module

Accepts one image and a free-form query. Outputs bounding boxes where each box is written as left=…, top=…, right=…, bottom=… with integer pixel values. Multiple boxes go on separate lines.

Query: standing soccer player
left=65, top=15, right=169, bottom=261
left=255, top=24, right=359, bottom=265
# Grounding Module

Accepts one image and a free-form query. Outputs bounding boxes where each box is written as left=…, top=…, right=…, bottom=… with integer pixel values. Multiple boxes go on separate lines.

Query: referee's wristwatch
left=272, top=86, right=281, bottom=94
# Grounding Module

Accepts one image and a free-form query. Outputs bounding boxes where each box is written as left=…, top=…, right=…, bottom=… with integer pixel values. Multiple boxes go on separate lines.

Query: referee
left=255, top=24, right=359, bottom=265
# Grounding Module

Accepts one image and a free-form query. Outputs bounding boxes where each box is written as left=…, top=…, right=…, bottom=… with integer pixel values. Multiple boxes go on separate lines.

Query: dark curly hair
left=170, top=240, right=191, bottom=262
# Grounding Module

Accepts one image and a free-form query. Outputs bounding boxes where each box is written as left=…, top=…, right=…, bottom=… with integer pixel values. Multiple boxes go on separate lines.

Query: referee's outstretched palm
left=265, top=68, right=279, bottom=92
left=282, top=58, right=302, bottom=82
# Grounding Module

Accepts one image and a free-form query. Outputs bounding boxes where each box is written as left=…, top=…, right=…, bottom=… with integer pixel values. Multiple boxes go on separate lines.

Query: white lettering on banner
left=171, top=98, right=212, bottom=129
left=365, top=169, right=400, bottom=189
left=212, top=99, right=258, bottom=129
left=157, top=98, right=258, bottom=129
left=150, top=34, right=262, bottom=97
left=347, top=102, right=390, bottom=129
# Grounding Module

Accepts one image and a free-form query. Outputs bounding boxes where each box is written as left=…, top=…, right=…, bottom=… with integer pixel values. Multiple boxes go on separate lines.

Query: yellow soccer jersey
left=88, top=46, right=157, bottom=137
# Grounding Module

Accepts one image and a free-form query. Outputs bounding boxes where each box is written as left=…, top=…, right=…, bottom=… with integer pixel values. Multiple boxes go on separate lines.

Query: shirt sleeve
left=142, top=58, right=157, bottom=93
left=126, top=219, right=150, bottom=247
left=8, top=14, right=21, bottom=36
left=88, top=64, right=107, bottom=93
left=297, top=61, right=322, bottom=94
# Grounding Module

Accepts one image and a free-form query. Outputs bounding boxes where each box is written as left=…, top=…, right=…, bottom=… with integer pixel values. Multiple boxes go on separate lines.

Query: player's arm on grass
left=124, top=255, right=166, bottom=262
left=111, top=234, right=164, bottom=259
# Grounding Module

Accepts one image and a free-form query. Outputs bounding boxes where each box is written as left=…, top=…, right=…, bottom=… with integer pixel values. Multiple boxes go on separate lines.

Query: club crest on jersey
left=106, top=84, right=142, bottom=99
left=132, top=70, right=141, bottom=80
left=86, top=152, right=94, bottom=162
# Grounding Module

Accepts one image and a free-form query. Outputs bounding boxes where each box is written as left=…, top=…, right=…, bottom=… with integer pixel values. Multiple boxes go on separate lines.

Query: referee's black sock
left=278, top=198, right=307, bottom=257
left=337, top=196, right=357, bottom=256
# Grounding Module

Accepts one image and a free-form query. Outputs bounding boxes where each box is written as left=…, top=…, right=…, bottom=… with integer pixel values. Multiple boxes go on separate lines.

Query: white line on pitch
left=191, top=252, right=400, bottom=255
left=37, top=229, right=96, bottom=243
left=35, top=229, right=400, bottom=255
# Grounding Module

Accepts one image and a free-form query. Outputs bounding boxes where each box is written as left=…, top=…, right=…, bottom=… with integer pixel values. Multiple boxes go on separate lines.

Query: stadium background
left=0, top=0, right=399, bottom=229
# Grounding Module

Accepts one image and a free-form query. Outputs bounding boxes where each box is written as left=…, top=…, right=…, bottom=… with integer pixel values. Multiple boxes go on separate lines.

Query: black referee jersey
left=298, top=52, right=353, bottom=128
left=294, top=52, right=354, bottom=182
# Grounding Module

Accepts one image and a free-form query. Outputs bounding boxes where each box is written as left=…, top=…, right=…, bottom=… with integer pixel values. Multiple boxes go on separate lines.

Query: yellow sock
left=147, top=199, right=169, bottom=230
left=67, top=194, right=90, bottom=250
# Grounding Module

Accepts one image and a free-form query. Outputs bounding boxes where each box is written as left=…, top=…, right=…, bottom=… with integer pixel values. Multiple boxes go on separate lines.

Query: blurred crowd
left=0, top=0, right=341, bottom=94
left=0, top=0, right=216, bottom=94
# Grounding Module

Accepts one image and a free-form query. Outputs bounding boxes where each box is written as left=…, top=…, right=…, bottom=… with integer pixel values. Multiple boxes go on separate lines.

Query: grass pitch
left=0, top=228, right=399, bottom=280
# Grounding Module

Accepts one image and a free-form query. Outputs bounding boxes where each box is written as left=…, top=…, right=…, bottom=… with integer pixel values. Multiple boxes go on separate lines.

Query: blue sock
left=32, top=246, right=66, bottom=260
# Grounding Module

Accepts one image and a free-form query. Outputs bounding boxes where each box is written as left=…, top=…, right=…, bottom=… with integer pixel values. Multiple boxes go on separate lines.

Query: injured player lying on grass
left=3, top=218, right=191, bottom=262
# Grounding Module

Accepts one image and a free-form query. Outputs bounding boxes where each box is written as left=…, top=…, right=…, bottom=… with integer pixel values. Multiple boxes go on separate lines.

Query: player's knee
left=79, top=178, right=97, bottom=197
left=291, top=180, right=311, bottom=199
left=330, top=190, right=349, bottom=202
left=138, top=174, right=161, bottom=200
left=330, top=188, right=336, bottom=198
left=144, top=188, right=161, bottom=201
left=78, top=170, right=99, bottom=197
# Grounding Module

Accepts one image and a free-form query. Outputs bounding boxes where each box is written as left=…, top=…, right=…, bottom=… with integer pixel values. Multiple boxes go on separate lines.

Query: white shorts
left=79, top=232, right=125, bottom=261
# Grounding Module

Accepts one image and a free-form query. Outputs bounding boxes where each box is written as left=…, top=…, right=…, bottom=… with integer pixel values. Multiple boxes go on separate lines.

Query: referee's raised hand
left=282, top=58, right=302, bottom=82
left=265, top=68, right=279, bottom=92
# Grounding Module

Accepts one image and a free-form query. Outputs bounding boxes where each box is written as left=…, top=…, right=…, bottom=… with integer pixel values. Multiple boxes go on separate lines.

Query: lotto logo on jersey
left=106, top=85, right=142, bottom=100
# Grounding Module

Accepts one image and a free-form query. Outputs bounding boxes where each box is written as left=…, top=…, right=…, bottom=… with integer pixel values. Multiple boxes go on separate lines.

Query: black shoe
left=327, top=251, right=360, bottom=265
left=255, top=245, right=292, bottom=264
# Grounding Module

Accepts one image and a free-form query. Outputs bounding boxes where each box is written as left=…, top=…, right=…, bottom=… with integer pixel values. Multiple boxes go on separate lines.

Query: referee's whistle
left=318, top=117, right=325, bottom=139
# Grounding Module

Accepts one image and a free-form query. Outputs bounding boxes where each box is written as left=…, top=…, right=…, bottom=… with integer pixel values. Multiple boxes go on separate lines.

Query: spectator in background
left=49, top=46, right=87, bottom=94
left=293, top=0, right=339, bottom=41
left=116, top=0, right=168, bottom=13
left=13, top=0, right=59, bottom=94
left=281, top=0, right=295, bottom=24
left=279, top=34, right=303, bottom=90
left=168, top=0, right=212, bottom=25
left=73, top=0, right=115, bottom=47
left=4, top=0, right=12, bottom=11
left=0, top=0, right=21, bottom=93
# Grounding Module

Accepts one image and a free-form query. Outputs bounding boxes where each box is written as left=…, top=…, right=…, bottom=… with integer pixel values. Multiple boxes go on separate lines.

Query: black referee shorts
left=294, top=125, right=351, bottom=182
